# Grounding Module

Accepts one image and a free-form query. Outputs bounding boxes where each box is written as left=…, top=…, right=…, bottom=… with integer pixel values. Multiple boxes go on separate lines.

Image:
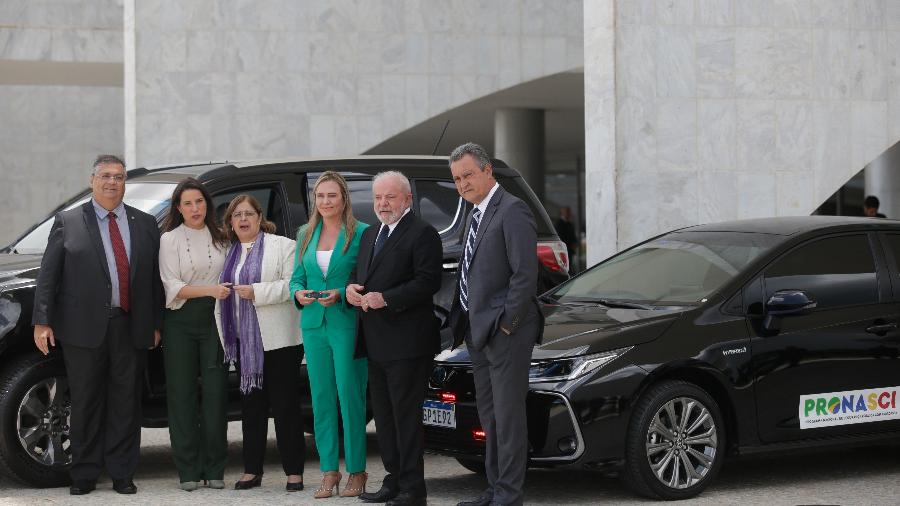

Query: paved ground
left=1, top=421, right=900, bottom=504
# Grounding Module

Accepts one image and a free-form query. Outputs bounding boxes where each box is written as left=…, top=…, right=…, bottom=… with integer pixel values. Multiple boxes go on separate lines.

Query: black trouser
left=239, top=344, right=306, bottom=476
left=62, top=312, right=144, bottom=482
left=465, top=316, right=539, bottom=506
left=367, top=355, right=433, bottom=497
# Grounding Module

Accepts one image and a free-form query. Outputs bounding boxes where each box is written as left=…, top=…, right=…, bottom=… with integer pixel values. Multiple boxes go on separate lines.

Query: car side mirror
left=763, top=290, right=817, bottom=331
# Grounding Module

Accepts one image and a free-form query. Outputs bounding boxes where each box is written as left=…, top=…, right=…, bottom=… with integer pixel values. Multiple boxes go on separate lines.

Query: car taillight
left=537, top=240, right=569, bottom=273
left=472, top=429, right=486, bottom=441
left=440, top=391, right=457, bottom=403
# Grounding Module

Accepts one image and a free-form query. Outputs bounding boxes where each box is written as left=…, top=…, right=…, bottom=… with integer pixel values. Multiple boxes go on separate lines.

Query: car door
left=750, top=232, right=900, bottom=443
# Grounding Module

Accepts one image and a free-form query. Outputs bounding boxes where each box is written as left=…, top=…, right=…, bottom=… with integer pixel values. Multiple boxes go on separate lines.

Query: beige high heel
left=314, top=471, right=342, bottom=499
left=340, top=472, right=367, bottom=497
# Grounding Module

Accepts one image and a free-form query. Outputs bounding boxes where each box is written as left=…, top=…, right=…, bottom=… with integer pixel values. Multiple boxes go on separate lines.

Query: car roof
left=130, top=156, right=515, bottom=182
left=680, top=216, right=900, bottom=236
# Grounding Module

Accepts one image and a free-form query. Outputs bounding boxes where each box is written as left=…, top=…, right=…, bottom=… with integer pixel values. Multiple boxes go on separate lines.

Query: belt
left=108, top=307, right=128, bottom=318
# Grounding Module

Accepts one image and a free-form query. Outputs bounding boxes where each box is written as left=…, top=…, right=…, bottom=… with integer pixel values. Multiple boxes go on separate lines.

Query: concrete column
left=864, top=143, right=900, bottom=219
left=123, top=0, right=136, bottom=168
left=494, top=108, right=545, bottom=201
left=583, top=1, right=616, bottom=266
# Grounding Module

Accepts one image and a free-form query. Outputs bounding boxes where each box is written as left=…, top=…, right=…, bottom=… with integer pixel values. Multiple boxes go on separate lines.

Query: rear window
left=496, top=175, right=554, bottom=236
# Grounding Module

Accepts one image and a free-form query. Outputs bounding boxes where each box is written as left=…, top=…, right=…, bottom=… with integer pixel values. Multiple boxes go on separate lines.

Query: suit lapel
left=368, top=211, right=414, bottom=275
left=471, top=186, right=503, bottom=258
left=304, top=222, right=325, bottom=284
left=82, top=202, right=111, bottom=283
left=324, top=226, right=347, bottom=279
left=358, top=225, right=375, bottom=284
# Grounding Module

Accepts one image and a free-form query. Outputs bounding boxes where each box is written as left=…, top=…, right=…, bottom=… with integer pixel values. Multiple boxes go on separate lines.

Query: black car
left=0, top=156, right=568, bottom=487
left=424, top=216, right=900, bottom=500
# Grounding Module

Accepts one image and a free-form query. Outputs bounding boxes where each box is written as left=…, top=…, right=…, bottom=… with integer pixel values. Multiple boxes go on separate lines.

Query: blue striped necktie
left=459, top=208, right=482, bottom=311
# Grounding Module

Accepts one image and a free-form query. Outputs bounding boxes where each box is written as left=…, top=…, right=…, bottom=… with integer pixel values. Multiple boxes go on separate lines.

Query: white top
left=159, top=223, right=227, bottom=310
left=214, top=233, right=302, bottom=350
left=316, top=249, right=332, bottom=277
left=231, top=242, right=254, bottom=325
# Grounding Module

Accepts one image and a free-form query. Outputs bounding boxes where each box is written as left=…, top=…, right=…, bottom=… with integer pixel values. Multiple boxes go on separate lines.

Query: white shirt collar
left=474, top=182, right=500, bottom=216
left=381, top=207, right=411, bottom=236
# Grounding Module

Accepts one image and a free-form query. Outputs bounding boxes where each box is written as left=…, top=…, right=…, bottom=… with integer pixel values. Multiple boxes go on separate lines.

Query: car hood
left=0, top=253, right=42, bottom=284
left=435, top=301, right=686, bottom=364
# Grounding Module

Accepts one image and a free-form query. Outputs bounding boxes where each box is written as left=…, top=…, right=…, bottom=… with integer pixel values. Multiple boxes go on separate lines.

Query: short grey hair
left=449, top=142, right=491, bottom=171
left=91, top=154, right=125, bottom=175
left=373, top=170, right=411, bottom=194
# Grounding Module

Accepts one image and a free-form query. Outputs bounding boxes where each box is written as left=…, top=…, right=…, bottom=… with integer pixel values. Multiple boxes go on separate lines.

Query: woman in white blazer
left=213, top=195, right=304, bottom=492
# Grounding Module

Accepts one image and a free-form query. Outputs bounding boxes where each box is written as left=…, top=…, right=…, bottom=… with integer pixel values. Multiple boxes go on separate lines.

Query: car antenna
left=431, top=120, right=450, bottom=156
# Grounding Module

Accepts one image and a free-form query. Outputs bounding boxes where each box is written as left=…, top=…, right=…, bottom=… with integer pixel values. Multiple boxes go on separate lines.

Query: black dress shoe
left=285, top=480, right=304, bottom=491
left=359, top=485, right=398, bottom=503
left=69, top=480, right=96, bottom=495
left=113, top=478, right=137, bottom=494
left=386, top=491, right=427, bottom=506
left=456, top=492, right=493, bottom=506
left=234, top=474, right=263, bottom=490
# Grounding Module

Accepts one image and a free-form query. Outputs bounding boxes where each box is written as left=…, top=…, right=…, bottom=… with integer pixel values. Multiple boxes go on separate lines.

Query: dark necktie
left=458, top=208, right=482, bottom=311
left=372, top=225, right=390, bottom=260
left=108, top=212, right=130, bottom=312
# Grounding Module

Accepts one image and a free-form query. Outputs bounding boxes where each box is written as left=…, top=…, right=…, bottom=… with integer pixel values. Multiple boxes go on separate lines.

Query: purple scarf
left=220, top=231, right=265, bottom=393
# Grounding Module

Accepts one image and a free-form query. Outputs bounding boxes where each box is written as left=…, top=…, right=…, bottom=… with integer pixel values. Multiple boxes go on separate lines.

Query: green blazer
left=290, top=221, right=368, bottom=330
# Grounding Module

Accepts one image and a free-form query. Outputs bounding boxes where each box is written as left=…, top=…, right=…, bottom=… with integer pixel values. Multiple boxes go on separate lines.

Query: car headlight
left=528, top=346, right=632, bottom=383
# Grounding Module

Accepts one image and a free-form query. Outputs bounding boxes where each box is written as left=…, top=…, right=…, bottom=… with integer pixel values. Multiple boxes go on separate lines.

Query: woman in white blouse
left=158, top=178, right=231, bottom=492
left=213, top=195, right=304, bottom=492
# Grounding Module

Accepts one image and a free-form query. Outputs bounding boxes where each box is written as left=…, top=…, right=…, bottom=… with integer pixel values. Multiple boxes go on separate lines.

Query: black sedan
left=424, top=216, right=900, bottom=500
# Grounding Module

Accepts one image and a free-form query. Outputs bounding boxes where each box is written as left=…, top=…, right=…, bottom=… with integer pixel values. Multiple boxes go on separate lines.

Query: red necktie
left=108, top=212, right=130, bottom=312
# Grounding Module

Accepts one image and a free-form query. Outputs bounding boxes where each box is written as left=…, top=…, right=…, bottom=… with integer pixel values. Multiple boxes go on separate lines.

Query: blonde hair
left=298, top=171, right=357, bottom=255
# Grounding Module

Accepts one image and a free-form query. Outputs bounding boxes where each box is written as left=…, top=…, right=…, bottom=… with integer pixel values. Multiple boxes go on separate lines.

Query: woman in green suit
left=290, top=171, right=369, bottom=499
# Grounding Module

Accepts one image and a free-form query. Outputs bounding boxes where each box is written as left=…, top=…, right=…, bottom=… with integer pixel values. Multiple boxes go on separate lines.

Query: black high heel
left=234, top=474, right=263, bottom=490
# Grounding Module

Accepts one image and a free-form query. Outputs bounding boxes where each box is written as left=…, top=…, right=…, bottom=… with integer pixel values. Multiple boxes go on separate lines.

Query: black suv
left=424, top=216, right=900, bottom=500
left=0, top=156, right=568, bottom=487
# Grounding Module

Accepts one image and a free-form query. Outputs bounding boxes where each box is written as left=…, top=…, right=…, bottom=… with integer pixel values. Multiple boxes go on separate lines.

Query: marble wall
left=0, top=1, right=123, bottom=245
left=586, top=0, right=900, bottom=263
left=126, top=0, right=584, bottom=166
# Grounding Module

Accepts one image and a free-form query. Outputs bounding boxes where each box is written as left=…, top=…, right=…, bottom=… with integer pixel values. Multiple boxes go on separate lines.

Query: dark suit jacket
left=450, top=186, right=543, bottom=351
left=32, top=201, right=164, bottom=349
left=349, top=211, right=443, bottom=362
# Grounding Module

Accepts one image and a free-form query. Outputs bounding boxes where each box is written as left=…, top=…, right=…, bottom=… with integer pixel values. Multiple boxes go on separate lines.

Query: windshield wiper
left=538, top=293, right=558, bottom=304
left=597, top=298, right=654, bottom=310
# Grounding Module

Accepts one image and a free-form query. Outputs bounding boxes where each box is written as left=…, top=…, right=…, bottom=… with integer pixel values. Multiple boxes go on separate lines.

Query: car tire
left=622, top=380, right=725, bottom=500
left=0, top=352, right=71, bottom=487
left=455, top=457, right=486, bottom=475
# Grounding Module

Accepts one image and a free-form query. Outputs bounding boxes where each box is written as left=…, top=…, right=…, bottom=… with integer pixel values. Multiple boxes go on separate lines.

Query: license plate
left=422, top=400, right=456, bottom=428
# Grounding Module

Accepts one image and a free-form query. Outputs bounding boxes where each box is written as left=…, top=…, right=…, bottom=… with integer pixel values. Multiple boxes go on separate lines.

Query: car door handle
left=866, top=322, right=898, bottom=335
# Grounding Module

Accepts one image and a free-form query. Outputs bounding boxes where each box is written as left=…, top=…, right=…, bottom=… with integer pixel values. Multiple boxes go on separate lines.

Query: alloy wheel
left=16, top=376, right=71, bottom=466
left=644, top=396, right=717, bottom=490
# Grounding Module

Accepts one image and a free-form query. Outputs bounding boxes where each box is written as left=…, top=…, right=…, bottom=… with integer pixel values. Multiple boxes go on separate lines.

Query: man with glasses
left=32, top=155, right=163, bottom=495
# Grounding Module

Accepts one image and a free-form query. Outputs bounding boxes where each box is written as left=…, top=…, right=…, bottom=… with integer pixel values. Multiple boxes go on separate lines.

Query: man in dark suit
left=346, top=171, right=442, bottom=506
left=448, top=143, right=541, bottom=506
left=32, top=155, right=163, bottom=495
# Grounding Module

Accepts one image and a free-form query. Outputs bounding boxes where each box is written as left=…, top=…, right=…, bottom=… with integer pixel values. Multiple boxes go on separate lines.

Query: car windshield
left=549, top=231, right=782, bottom=305
left=7, top=182, right=176, bottom=254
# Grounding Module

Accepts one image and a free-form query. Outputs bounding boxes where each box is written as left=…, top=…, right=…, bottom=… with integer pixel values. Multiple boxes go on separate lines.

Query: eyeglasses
left=95, top=174, right=126, bottom=184
left=231, top=210, right=258, bottom=219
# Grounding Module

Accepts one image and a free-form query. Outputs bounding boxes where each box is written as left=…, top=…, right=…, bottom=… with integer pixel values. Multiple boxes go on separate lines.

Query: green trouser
left=162, top=297, right=228, bottom=482
left=304, top=319, right=368, bottom=473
